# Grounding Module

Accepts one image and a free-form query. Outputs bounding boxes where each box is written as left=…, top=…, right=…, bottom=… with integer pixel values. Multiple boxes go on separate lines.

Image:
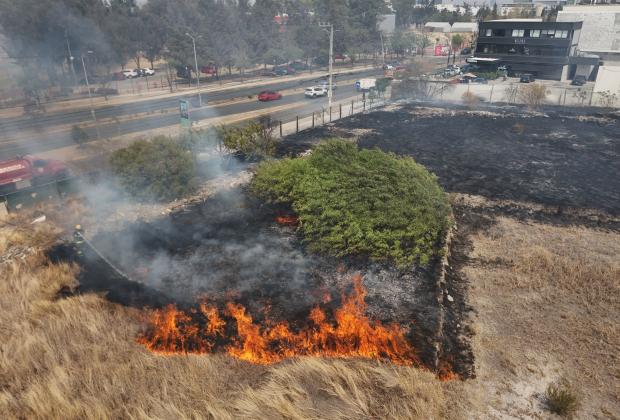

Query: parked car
left=312, top=56, right=329, bottom=66
left=289, top=61, right=310, bottom=71
left=519, top=73, right=535, bottom=83
left=257, top=90, right=282, bottom=101
left=461, top=64, right=480, bottom=73
left=304, top=86, right=327, bottom=98
left=571, top=75, right=587, bottom=86
left=441, top=68, right=459, bottom=78
left=460, top=48, right=472, bottom=55
left=272, top=66, right=295, bottom=76
left=176, top=66, right=192, bottom=79
left=141, top=68, right=155, bottom=76
left=201, top=65, right=217, bottom=75
left=122, top=69, right=139, bottom=79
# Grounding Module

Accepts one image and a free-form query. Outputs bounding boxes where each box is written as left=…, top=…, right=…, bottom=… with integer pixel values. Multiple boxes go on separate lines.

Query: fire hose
left=74, top=230, right=134, bottom=283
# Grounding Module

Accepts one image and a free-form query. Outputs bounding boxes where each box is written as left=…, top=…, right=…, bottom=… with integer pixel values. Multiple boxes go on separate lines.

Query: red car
left=257, top=91, right=282, bottom=101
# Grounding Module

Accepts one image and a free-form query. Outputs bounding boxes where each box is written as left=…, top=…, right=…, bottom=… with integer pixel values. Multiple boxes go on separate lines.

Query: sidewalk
left=0, top=65, right=377, bottom=119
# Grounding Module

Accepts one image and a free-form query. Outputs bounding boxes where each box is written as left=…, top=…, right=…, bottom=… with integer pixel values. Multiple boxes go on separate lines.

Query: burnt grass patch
left=52, top=188, right=450, bottom=372
left=279, top=103, right=620, bottom=215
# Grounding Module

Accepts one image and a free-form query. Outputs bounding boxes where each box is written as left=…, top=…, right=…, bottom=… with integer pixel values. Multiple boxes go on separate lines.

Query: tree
left=451, top=34, right=464, bottom=50
left=71, top=125, right=88, bottom=147
left=218, top=119, right=279, bottom=160
left=110, top=136, right=197, bottom=201
left=251, top=140, right=450, bottom=267
left=416, top=34, right=431, bottom=56
left=390, top=30, right=417, bottom=57
left=375, top=77, right=391, bottom=96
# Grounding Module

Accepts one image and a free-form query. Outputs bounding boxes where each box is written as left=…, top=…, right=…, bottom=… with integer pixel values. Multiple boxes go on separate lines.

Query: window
left=541, top=29, right=555, bottom=38
left=485, top=29, right=492, bottom=36
left=531, top=29, right=540, bottom=38
left=558, top=30, right=568, bottom=38
left=512, top=29, right=524, bottom=37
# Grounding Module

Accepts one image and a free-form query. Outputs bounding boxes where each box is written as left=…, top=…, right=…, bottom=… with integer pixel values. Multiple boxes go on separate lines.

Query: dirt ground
left=441, top=196, right=620, bottom=419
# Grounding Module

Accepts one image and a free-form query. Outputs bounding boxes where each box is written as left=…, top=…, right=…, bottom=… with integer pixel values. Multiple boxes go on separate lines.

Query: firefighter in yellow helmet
left=73, top=224, right=85, bottom=255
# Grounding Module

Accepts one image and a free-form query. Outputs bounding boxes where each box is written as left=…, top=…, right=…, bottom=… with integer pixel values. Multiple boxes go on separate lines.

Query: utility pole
left=186, top=32, right=202, bottom=107
left=80, top=52, right=100, bottom=140
left=320, top=23, right=334, bottom=111
left=379, top=32, right=386, bottom=66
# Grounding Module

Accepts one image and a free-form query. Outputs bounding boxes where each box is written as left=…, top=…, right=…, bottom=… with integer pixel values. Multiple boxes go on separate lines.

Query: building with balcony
left=470, top=19, right=599, bottom=80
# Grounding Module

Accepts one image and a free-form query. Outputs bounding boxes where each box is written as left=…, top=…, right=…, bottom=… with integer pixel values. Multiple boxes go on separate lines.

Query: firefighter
left=73, top=224, right=85, bottom=256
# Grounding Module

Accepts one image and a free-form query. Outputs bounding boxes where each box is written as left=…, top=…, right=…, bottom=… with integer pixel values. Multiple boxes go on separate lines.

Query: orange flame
left=275, top=215, right=299, bottom=226
left=137, top=274, right=421, bottom=366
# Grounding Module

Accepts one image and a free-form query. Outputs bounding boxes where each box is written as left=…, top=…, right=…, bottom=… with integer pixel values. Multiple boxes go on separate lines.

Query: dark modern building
left=469, top=19, right=599, bottom=81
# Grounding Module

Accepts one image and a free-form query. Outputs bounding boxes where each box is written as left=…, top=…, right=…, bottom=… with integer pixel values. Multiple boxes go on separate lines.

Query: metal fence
left=264, top=95, right=388, bottom=139
left=425, top=80, right=619, bottom=108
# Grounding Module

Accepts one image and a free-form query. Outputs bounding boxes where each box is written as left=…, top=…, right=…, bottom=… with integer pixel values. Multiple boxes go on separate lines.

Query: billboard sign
left=179, top=99, right=190, bottom=128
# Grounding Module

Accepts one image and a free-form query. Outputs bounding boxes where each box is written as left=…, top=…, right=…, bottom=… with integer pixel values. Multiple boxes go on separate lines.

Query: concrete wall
left=557, top=6, right=620, bottom=54
left=593, top=66, right=620, bottom=94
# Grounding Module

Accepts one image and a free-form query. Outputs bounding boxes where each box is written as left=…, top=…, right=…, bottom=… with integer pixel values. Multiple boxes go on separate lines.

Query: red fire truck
left=0, top=156, right=70, bottom=194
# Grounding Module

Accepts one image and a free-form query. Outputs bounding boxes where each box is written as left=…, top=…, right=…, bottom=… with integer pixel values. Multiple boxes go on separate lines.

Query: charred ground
left=279, top=103, right=620, bottom=215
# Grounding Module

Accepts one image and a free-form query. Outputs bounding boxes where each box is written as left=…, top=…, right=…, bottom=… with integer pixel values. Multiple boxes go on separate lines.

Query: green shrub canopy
left=110, top=136, right=196, bottom=201
left=252, top=140, right=450, bottom=267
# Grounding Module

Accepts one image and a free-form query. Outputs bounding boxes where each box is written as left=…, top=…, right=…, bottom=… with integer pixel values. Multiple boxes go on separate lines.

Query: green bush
left=545, top=379, right=579, bottom=417
left=70, top=125, right=88, bottom=147
left=251, top=140, right=450, bottom=267
left=109, top=136, right=197, bottom=201
left=218, top=119, right=279, bottom=160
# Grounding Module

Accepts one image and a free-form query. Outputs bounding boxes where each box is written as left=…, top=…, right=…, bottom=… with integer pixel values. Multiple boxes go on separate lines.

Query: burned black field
left=281, top=104, right=620, bottom=215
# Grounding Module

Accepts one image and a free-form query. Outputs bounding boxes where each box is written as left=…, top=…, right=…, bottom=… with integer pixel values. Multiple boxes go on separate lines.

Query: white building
left=557, top=5, right=620, bottom=62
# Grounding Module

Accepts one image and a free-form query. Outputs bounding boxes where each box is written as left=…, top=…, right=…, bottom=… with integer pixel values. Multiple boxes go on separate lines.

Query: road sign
left=179, top=99, right=190, bottom=129
left=354, top=81, right=361, bottom=90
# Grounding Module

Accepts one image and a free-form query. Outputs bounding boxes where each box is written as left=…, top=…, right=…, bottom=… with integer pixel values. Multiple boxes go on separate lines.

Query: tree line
left=0, top=0, right=389, bottom=90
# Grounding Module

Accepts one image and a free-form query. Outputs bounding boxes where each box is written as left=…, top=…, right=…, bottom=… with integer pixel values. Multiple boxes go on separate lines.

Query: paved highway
left=0, top=68, right=380, bottom=159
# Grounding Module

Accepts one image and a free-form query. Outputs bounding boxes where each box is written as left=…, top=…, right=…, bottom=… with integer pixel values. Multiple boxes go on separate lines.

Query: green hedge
left=251, top=140, right=450, bottom=267
left=110, top=136, right=197, bottom=201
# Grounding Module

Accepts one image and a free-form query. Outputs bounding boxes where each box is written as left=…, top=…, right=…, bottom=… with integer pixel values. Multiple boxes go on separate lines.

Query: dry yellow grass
left=0, top=216, right=445, bottom=419
left=447, top=215, right=620, bottom=419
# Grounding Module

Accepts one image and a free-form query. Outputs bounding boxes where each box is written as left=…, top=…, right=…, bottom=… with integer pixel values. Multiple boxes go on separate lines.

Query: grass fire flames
left=137, top=274, right=421, bottom=366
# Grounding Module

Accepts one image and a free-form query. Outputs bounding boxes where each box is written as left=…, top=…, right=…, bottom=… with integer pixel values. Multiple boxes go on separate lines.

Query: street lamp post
left=319, top=23, right=334, bottom=111
left=64, top=30, right=78, bottom=87
left=380, top=32, right=386, bottom=66
left=80, top=51, right=100, bottom=140
left=185, top=32, right=202, bottom=107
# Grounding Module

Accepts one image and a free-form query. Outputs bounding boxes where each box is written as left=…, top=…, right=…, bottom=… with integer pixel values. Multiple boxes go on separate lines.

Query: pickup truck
left=0, top=156, right=70, bottom=195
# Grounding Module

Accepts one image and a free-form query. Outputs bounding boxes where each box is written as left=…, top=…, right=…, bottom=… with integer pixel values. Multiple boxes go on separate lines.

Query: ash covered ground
left=86, top=188, right=444, bottom=369
left=280, top=104, right=620, bottom=214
